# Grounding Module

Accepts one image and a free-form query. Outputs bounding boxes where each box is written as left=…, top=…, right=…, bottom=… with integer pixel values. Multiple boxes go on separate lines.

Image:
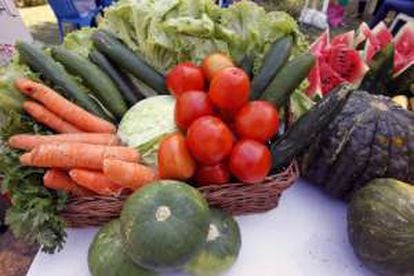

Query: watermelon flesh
left=331, top=31, right=355, bottom=48
left=319, top=61, right=346, bottom=95
left=310, top=29, right=330, bottom=56
left=393, top=22, right=414, bottom=75
left=326, top=47, right=369, bottom=85
left=364, top=22, right=393, bottom=63
left=355, top=22, right=371, bottom=46
left=306, top=59, right=322, bottom=97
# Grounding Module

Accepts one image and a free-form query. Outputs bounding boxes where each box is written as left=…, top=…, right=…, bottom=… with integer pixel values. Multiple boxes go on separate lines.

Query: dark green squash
left=301, top=90, right=414, bottom=199
left=185, top=209, right=241, bottom=275
left=88, top=220, right=156, bottom=276
left=348, top=178, right=414, bottom=276
left=120, top=180, right=210, bottom=272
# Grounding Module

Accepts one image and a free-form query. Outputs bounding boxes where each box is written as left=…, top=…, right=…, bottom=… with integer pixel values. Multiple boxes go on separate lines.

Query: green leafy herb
left=0, top=111, right=67, bottom=253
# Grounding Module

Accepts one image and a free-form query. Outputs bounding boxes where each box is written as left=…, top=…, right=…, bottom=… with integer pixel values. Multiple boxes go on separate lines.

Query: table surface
left=27, top=179, right=375, bottom=276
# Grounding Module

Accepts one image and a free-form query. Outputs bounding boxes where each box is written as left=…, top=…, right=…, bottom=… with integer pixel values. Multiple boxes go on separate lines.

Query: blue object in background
left=47, top=0, right=103, bottom=43
left=219, top=0, right=233, bottom=8
left=97, top=0, right=115, bottom=8
left=370, top=0, right=414, bottom=29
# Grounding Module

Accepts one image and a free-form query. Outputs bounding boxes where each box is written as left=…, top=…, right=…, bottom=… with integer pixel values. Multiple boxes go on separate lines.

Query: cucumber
left=261, top=53, right=315, bottom=108
left=250, top=36, right=293, bottom=100
left=89, top=50, right=145, bottom=106
left=15, top=41, right=106, bottom=118
left=270, top=85, right=353, bottom=170
left=239, top=54, right=254, bottom=78
left=51, top=46, right=127, bottom=119
left=91, top=31, right=168, bottom=95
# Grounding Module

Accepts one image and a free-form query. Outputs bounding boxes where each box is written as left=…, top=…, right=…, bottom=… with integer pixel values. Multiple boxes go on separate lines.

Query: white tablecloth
left=27, top=179, right=374, bottom=276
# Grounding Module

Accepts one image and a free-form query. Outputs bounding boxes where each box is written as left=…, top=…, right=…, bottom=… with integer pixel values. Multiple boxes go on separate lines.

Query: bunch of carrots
left=8, top=79, right=157, bottom=197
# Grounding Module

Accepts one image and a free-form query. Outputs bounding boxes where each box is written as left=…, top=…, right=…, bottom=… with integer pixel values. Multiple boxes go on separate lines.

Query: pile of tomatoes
left=158, top=53, right=280, bottom=186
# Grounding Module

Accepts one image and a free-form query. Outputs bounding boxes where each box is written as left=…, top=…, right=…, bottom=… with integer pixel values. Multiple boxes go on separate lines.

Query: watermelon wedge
left=306, top=59, right=322, bottom=97
left=326, top=47, right=369, bottom=85
left=331, top=31, right=355, bottom=48
left=310, top=29, right=330, bottom=56
left=393, top=22, right=414, bottom=75
left=319, top=61, right=346, bottom=95
left=364, top=22, right=393, bottom=63
left=355, top=22, right=371, bottom=46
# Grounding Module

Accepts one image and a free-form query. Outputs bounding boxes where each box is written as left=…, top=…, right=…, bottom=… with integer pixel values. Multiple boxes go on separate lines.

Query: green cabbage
left=117, top=95, right=177, bottom=166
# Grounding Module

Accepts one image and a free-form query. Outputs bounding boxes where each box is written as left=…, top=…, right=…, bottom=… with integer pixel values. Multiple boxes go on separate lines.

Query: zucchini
left=15, top=41, right=106, bottom=118
left=261, top=53, right=315, bottom=108
left=91, top=31, right=168, bottom=95
left=51, top=46, right=127, bottom=119
left=250, top=36, right=293, bottom=100
left=89, top=50, right=145, bottom=106
left=270, top=85, right=353, bottom=170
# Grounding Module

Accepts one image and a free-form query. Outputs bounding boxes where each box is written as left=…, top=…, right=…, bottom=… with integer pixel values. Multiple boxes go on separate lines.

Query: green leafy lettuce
left=101, top=0, right=308, bottom=74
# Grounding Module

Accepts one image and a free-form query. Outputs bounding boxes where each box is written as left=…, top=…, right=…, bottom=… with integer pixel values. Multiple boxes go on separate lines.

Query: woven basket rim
left=60, top=161, right=299, bottom=227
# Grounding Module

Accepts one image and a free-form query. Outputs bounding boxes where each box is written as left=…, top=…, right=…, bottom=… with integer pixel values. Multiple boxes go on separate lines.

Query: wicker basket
left=61, top=162, right=298, bottom=227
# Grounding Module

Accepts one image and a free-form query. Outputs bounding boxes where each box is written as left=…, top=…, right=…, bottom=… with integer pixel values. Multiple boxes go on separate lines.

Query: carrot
left=103, top=159, right=158, bottom=190
left=43, top=169, right=94, bottom=197
left=9, top=133, right=120, bottom=150
left=15, top=79, right=116, bottom=133
left=20, top=143, right=139, bottom=170
left=69, top=169, right=123, bottom=196
left=23, top=101, right=82, bottom=133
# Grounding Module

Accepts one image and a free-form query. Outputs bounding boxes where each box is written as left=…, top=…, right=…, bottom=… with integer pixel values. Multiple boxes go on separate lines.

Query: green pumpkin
left=88, top=220, right=156, bottom=276
left=185, top=209, right=241, bottom=275
left=348, top=178, right=414, bottom=276
left=120, top=180, right=210, bottom=272
left=301, top=91, right=414, bottom=199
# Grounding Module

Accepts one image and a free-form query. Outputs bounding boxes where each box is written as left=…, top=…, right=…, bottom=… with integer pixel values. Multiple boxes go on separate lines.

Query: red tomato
left=229, top=139, right=272, bottom=184
left=202, top=53, right=234, bottom=80
left=175, top=91, right=215, bottom=130
left=187, top=116, right=234, bottom=165
left=209, top=67, right=250, bottom=111
left=166, top=62, right=205, bottom=96
left=235, top=101, right=279, bottom=142
left=158, top=133, right=196, bottom=180
left=194, top=163, right=230, bottom=186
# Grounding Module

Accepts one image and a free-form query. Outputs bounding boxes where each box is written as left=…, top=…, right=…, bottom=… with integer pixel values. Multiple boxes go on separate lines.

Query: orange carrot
left=15, top=79, right=116, bottom=133
left=103, top=159, right=158, bottom=190
left=23, top=101, right=82, bottom=133
left=9, top=133, right=120, bottom=150
left=43, top=169, right=94, bottom=197
left=69, top=169, right=123, bottom=196
left=20, top=143, right=139, bottom=170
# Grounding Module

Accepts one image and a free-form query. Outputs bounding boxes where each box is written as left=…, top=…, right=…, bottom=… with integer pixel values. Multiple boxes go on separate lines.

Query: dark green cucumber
left=261, top=53, right=315, bottom=108
left=15, top=41, right=106, bottom=118
left=51, top=46, right=127, bottom=119
left=270, top=85, right=353, bottom=170
left=360, top=43, right=394, bottom=96
left=250, top=36, right=293, bottom=100
left=91, top=30, right=168, bottom=94
left=239, top=54, right=254, bottom=79
left=89, top=50, right=145, bottom=106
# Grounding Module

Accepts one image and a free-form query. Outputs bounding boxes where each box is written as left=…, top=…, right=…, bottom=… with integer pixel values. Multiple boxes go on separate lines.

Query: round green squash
left=348, top=178, right=414, bottom=276
left=185, top=209, right=241, bottom=276
left=120, top=180, right=210, bottom=271
left=301, top=91, right=414, bottom=199
left=88, top=220, right=156, bottom=276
